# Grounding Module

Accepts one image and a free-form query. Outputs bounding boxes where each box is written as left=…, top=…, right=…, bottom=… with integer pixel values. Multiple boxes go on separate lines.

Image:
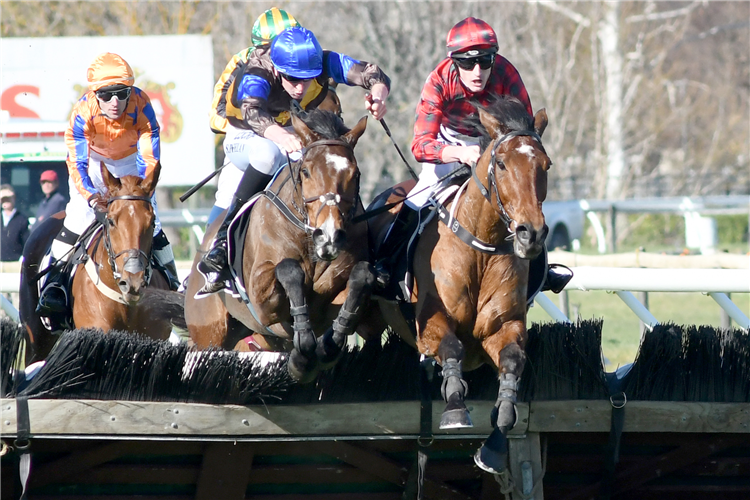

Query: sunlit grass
left=528, top=290, right=750, bottom=371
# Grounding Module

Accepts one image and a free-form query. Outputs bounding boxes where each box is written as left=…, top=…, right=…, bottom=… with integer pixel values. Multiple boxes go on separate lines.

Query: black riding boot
left=152, top=230, right=181, bottom=291
left=373, top=205, right=423, bottom=288
left=542, top=263, right=573, bottom=294
left=36, top=264, right=69, bottom=316
left=197, top=166, right=273, bottom=295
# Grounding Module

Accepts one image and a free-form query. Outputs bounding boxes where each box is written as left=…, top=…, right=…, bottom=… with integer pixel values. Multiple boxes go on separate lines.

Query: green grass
left=528, top=290, right=750, bottom=371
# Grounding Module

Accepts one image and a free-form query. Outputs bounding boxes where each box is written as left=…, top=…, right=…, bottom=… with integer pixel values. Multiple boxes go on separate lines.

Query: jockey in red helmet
left=196, top=25, right=391, bottom=296
left=374, top=17, right=570, bottom=295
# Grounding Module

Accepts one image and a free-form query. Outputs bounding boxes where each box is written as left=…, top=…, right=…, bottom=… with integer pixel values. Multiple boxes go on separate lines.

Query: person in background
left=207, top=7, right=301, bottom=226
left=1, top=184, right=30, bottom=262
left=31, top=170, right=67, bottom=232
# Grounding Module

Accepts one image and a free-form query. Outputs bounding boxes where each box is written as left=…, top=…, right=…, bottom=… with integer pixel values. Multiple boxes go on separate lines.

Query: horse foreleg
left=437, top=332, right=473, bottom=429
left=275, top=258, right=318, bottom=383
left=475, top=322, right=527, bottom=474
left=316, top=261, right=375, bottom=367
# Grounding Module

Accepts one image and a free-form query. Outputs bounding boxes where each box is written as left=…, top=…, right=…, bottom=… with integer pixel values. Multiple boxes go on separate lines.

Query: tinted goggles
left=452, top=54, right=495, bottom=71
left=96, top=87, right=132, bottom=102
left=282, top=74, right=313, bottom=84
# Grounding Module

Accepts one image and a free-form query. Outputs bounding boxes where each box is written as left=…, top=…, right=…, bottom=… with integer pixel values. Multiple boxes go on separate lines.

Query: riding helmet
left=270, top=26, right=323, bottom=79
left=252, top=7, right=299, bottom=48
left=87, top=52, right=134, bottom=91
left=446, top=17, right=499, bottom=57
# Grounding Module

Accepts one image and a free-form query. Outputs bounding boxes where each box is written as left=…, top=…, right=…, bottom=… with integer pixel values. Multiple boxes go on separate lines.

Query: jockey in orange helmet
left=37, top=52, right=180, bottom=318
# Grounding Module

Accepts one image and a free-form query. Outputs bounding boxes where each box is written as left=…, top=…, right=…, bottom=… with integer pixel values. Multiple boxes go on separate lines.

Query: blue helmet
left=270, top=26, right=323, bottom=79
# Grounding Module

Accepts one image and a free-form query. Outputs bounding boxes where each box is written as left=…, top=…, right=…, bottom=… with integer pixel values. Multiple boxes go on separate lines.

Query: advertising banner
left=1, top=35, right=215, bottom=186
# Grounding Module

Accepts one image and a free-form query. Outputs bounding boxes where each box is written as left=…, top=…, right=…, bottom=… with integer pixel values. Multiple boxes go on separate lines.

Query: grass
left=528, top=290, right=750, bottom=371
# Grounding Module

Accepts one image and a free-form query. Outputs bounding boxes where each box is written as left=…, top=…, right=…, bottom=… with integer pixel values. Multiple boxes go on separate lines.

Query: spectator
left=31, top=170, right=67, bottom=232
left=1, top=184, right=30, bottom=262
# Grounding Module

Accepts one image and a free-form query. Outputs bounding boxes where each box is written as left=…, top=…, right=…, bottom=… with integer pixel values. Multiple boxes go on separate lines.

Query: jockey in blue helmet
left=196, top=25, right=391, bottom=296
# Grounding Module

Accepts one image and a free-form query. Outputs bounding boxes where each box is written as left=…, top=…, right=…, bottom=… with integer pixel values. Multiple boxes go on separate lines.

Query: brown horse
left=186, top=109, right=375, bottom=383
left=370, top=96, right=551, bottom=473
left=19, top=162, right=185, bottom=363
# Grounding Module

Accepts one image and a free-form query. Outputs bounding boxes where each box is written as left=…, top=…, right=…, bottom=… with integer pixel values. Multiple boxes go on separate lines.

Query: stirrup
left=196, top=278, right=227, bottom=297
left=372, top=259, right=391, bottom=289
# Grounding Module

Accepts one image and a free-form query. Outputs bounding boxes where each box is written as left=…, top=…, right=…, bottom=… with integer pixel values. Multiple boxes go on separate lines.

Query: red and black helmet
left=446, top=17, right=498, bottom=57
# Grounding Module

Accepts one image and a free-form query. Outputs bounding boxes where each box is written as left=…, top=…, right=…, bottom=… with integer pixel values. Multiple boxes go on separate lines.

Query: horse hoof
left=473, top=428, right=508, bottom=474
left=439, top=408, right=473, bottom=429
left=287, top=349, right=320, bottom=384
left=315, top=341, right=343, bottom=370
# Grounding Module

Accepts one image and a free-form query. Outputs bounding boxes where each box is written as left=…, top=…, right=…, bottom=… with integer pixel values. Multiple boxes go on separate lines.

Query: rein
left=102, top=195, right=154, bottom=285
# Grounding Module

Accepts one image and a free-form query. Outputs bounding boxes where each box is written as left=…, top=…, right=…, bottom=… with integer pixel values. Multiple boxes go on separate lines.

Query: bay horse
left=19, top=162, right=185, bottom=363
left=370, top=96, right=551, bottom=473
left=186, top=109, right=375, bottom=383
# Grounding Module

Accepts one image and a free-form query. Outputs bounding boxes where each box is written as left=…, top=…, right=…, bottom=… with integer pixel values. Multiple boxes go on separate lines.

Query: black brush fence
left=622, top=323, right=750, bottom=402
left=1, top=317, right=25, bottom=397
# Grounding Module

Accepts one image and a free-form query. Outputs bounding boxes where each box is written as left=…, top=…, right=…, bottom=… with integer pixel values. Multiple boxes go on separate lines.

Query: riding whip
left=179, top=161, right=229, bottom=202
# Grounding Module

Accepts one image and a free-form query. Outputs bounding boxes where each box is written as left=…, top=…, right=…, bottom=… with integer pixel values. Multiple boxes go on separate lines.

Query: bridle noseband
left=471, top=129, right=542, bottom=240
left=102, top=195, right=154, bottom=283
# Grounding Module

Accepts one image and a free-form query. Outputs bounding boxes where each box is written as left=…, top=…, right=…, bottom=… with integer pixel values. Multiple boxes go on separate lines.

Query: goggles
left=452, top=53, right=495, bottom=71
left=96, top=87, right=132, bottom=102
left=282, top=73, right=313, bottom=84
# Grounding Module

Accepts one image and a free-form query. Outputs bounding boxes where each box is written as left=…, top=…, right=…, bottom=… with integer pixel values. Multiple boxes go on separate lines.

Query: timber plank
left=529, top=401, right=750, bottom=433
left=195, top=442, right=254, bottom=500
left=0, top=399, right=524, bottom=437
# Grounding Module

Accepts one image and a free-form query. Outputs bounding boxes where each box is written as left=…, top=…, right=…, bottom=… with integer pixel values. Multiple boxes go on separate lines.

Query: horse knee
left=499, top=342, right=526, bottom=375
left=349, top=261, right=376, bottom=290
left=275, top=258, right=306, bottom=306
left=438, top=333, right=465, bottom=361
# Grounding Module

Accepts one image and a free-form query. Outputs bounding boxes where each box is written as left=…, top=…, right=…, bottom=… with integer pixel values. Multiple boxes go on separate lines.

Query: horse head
left=100, top=161, right=160, bottom=303
left=291, top=110, right=367, bottom=261
left=477, top=97, right=551, bottom=260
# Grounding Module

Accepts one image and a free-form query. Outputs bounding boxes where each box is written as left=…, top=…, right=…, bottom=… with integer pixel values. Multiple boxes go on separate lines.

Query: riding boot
left=197, top=166, right=273, bottom=295
left=36, top=233, right=76, bottom=317
left=542, top=263, right=574, bottom=294
left=152, top=230, right=181, bottom=291
left=36, top=263, right=69, bottom=316
left=373, top=205, right=423, bottom=289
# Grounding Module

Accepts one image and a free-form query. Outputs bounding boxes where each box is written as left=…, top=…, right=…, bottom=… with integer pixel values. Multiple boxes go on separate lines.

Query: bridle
left=285, top=138, right=360, bottom=232
left=471, top=129, right=542, bottom=241
left=102, top=194, right=154, bottom=284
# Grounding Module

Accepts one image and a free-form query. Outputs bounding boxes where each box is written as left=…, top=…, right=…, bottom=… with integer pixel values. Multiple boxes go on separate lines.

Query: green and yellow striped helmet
left=252, top=8, right=300, bottom=47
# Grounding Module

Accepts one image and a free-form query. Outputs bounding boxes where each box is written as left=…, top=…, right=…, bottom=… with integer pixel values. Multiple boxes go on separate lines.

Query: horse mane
left=296, top=108, right=349, bottom=139
left=468, top=95, right=534, bottom=150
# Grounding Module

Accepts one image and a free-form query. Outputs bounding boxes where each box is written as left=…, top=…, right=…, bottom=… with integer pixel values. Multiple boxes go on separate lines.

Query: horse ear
left=343, top=116, right=368, bottom=148
left=291, top=113, right=319, bottom=146
left=478, top=107, right=503, bottom=138
left=140, top=161, right=161, bottom=196
left=100, top=161, right=121, bottom=191
left=533, top=108, right=548, bottom=138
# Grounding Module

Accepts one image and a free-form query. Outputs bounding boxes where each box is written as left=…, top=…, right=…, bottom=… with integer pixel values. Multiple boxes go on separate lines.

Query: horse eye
left=497, top=159, right=506, bottom=170
left=301, top=168, right=311, bottom=179
left=107, top=217, right=115, bottom=227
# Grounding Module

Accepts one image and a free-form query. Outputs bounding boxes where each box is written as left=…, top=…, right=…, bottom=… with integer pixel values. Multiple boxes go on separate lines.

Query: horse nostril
left=333, top=229, right=347, bottom=247
left=515, top=224, right=534, bottom=244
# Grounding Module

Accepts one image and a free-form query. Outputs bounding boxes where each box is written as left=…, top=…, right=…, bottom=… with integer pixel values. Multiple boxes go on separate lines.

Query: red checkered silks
left=411, top=56, right=533, bottom=164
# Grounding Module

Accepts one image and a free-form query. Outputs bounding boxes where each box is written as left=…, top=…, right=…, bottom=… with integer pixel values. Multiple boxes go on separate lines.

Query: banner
left=1, top=35, right=215, bottom=186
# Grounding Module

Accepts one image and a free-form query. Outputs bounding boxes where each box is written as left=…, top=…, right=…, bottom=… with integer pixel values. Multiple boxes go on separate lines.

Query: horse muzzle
left=514, top=223, right=548, bottom=259
left=312, top=227, right=347, bottom=261
left=118, top=255, right=148, bottom=303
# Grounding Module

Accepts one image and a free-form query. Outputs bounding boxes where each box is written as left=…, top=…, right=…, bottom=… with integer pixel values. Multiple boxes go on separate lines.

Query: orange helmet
left=87, top=52, right=134, bottom=91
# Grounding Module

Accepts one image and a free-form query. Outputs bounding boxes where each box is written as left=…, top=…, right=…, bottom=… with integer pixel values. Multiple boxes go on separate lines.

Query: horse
left=19, top=162, right=185, bottom=363
left=369, top=96, right=551, bottom=473
left=185, top=109, right=376, bottom=383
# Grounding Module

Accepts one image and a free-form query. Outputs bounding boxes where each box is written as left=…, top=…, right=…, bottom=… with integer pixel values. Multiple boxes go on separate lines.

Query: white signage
left=1, top=35, right=215, bottom=187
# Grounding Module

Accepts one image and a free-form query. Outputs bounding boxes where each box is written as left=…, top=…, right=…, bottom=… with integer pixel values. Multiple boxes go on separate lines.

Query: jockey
left=375, top=17, right=571, bottom=293
left=206, top=7, right=300, bottom=226
left=37, top=52, right=180, bottom=317
left=196, top=25, right=391, bottom=296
